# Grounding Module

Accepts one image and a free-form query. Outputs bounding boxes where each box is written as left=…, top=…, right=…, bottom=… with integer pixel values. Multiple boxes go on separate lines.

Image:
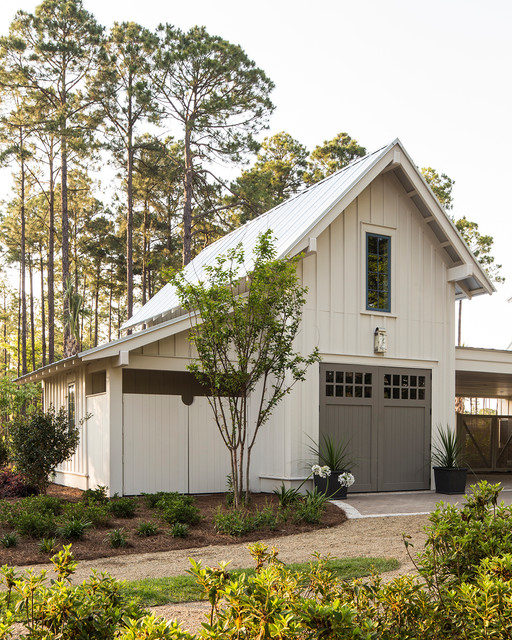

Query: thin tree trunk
left=20, top=128, right=27, bottom=375
left=183, top=127, right=194, bottom=266
left=61, top=134, right=71, bottom=356
left=126, top=83, right=134, bottom=329
left=48, top=145, right=55, bottom=364
left=142, top=201, right=148, bottom=305
left=94, top=263, right=100, bottom=347
left=108, top=267, right=113, bottom=342
left=28, top=255, right=36, bottom=372
left=17, top=267, right=21, bottom=378
left=3, top=292, right=7, bottom=374
left=40, top=252, right=46, bottom=367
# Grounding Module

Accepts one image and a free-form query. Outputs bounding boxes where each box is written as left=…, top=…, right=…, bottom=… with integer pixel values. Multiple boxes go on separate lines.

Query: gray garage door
left=320, top=364, right=431, bottom=492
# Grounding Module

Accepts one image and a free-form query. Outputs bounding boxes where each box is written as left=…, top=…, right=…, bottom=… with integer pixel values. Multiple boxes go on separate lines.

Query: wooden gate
left=458, top=413, right=512, bottom=472
left=320, top=364, right=431, bottom=492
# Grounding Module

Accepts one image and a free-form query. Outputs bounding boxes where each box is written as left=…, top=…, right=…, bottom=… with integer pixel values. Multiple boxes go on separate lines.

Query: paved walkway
left=334, top=473, right=512, bottom=518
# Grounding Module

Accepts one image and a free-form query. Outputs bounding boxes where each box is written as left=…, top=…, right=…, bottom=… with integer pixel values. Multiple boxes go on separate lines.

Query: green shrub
left=25, top=494, right=63, bottom=516
left=416, top=481, right=512, bottom=587
left=136, top=521, right=158, bottom=537
left=253, top=504, right=278, bottom=530
left=170, top=522, right=189, bottom=538
left=0, top=532, right=17, bottom=548
left=109, top=497, right=137, bottom=518
left=143, top=491, right=180, bottom=509
left=213, top=507, right=255, bottom=536
left=82, top=485, right=109, bottom=505
left=107, top=528, right=128, bottom=548
left=160, top=497, right=200, bottom=526
left=273, top=482, right=301, bottom=507
left=10, top=407, right=79, bottom=493
left=0, top=545, right=145, bottom=639
left=56, top=517, right=92, bottom=540
left=188, top=545, right=375, bottom=639
left=293, top=488, right=329, bottom=524
left=15, top=510, right=57, bottom=538
left=39, top=537, right=57, bottom=554
left=63, top=501, right=111, bottom=526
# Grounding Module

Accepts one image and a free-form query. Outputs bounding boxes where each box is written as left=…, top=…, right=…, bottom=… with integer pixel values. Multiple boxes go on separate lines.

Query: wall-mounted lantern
left=374, top=327, right=387, bottom=354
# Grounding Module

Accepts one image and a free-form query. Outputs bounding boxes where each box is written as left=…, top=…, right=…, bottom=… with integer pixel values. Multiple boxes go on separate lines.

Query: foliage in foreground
left=122, top=556, right=399, bottom=607
left=2, top=482, right=510, bottom=639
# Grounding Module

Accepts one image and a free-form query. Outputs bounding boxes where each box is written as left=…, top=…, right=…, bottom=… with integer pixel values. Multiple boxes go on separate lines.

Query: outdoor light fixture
left=374, top=327, right=387, bottom=354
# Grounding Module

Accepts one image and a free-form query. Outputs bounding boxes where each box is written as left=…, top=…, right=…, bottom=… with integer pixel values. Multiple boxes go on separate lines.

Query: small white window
left=67, top=383, right=76, bottom=429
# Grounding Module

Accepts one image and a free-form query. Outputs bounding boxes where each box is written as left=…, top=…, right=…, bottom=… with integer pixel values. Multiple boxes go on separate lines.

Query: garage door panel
left=123, top=394, right=188, bottom=495
left=380, top=406, right=430, bottom=491
left=324, top=404, right=374, bottom=491
left=320, top=364, right=431, bottom=492
left=188, top=397, right=231, bottom=493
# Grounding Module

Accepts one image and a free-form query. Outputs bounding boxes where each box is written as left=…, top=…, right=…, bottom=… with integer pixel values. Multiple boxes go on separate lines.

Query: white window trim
left=360, top=222, right=397, bottom=317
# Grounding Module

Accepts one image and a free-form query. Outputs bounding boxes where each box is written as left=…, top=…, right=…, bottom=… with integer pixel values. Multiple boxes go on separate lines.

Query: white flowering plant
left=338, top=471, right=355, bottom=488
left=311, top=464, right=331, bottom=478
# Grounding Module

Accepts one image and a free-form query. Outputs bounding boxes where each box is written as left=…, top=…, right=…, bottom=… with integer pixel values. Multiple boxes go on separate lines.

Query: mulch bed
left=1, top=484, right=346, bottom=567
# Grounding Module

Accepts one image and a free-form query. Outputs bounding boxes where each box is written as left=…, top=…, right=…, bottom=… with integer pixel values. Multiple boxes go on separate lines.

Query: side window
left=67, top=383, right=76, bottom=429
left=366, top=233, right=391, bottom=312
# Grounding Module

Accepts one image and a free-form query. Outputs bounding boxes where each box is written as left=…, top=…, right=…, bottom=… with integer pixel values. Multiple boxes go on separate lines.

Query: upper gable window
left=366, top=233, right=391, bottom=312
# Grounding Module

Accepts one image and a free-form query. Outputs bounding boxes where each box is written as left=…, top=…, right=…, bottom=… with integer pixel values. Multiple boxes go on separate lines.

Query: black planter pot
left=313, top=471, right=348, bottom=499
left=433, top=467, right=468, bottom=494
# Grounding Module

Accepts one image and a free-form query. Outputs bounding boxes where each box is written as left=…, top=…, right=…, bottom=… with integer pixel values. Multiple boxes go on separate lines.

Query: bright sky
left=1, top=0, right=511, bottom=349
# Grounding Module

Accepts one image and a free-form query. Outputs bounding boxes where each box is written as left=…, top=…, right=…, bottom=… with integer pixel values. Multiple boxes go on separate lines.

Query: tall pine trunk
left=48, top=146, right=55, bottom=363
left=183, top=127, right=193, bottom=266
left=126, top=83, right=134, bottom=329
left=28, top=255, right=36, bottom=372
left=40, top=252, right=46, bottom=367
left=61, top=134, right=72, bottom=356
left=19, top=127, right=27, bottom=375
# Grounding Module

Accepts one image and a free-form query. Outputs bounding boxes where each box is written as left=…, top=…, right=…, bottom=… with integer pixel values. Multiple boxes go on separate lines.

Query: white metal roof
left=123, top=142, right=391, bottom=329
left=122, top=137, right=495, bottom=331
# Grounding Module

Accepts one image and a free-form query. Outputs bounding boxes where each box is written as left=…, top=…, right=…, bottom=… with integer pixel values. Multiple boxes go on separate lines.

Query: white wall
left=256, top=171, right=456, bottom=486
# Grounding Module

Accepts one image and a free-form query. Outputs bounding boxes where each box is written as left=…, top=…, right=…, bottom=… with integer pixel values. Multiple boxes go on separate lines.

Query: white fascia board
left=285, top=144, right=398, bottom=257
left=16, top=356, right=82, bottom=384
left=447, top=264, right=474, bottom=282
left=80, top=314, right=192, bottom=362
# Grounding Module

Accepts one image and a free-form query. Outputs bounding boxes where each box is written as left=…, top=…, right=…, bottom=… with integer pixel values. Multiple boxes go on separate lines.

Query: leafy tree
left=305, top=132, right=367, bottom=184
left=227, top=131, right=308, bottom=225
left=421, top=167, right=454, bottom=210
left=423, top=167, right=504, bottom=345
left=153, top=25, right=275, bottom=265
left=173, top=231, right=320, bottom=508
left=10, top=406, right=79, bottom=493
left=1, top=0, right=104, bottom=356
left=95, top=22, right=159, bottom=323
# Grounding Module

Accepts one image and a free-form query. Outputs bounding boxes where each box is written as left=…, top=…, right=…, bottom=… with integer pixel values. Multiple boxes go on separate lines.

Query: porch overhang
left=456, top=346, right=512, bottom=397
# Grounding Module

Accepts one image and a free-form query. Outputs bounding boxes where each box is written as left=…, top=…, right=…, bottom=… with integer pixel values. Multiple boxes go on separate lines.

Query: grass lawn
left=122, top=556, right=399, bottom=606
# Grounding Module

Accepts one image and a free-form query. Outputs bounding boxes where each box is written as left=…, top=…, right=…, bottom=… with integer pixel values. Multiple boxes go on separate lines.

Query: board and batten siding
left=44, top=368, right=90, bottom=489
left=122, top=393, right=230, bottom=495
left=256, top=171, right=456, bottom=489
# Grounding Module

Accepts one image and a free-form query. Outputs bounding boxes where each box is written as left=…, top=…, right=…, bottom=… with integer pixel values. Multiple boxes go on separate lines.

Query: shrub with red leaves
left=0, top=467, right=38, bottom=498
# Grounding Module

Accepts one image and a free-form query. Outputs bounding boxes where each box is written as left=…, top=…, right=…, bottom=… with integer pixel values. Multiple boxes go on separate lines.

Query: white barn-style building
left=21, top=139, right=506, bottom=496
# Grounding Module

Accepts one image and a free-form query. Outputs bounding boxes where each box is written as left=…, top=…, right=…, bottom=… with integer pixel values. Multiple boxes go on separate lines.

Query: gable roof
left=122, top=138, right=495, bottom=331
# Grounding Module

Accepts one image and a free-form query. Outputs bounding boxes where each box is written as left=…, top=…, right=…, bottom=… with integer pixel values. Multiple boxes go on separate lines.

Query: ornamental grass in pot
left=432, top=424, right=467, bottom=495
left=308, top=434, right=355, bottom=499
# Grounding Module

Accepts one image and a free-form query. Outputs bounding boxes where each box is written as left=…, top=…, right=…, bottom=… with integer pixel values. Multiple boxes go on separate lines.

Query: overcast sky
left=1, top=0, right=511, bottom=349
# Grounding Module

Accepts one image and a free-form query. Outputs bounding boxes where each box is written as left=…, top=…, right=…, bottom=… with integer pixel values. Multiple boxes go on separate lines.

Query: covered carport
left=456, top=347, right=512, bottom=472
